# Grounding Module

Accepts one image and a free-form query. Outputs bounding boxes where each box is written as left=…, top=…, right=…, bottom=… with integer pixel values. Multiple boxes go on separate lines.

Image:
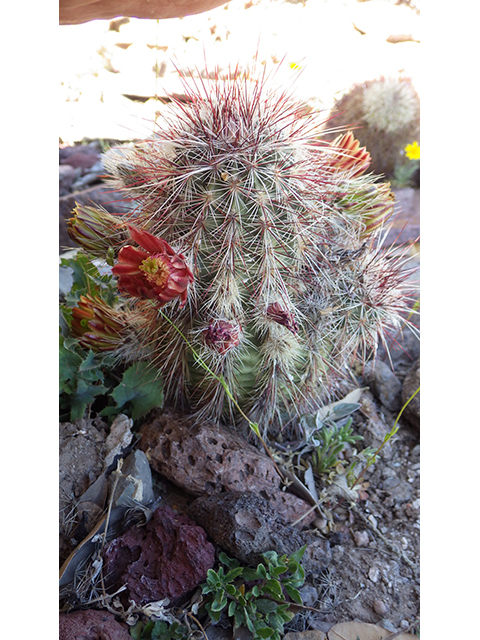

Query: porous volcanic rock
left=188, top=491, right=331, bottom=571
left=189, top=491, right=306, bottom=564
left=103, top=504, right=215, bottom=605
left=138, top=409, right=315, bottom=527
left=59, top=609, right=131, bottom=640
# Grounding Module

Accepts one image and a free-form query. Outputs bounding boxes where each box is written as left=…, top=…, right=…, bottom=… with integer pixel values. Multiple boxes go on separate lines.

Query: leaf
left=59, top=336, right=82, bottom=389
left=303, top=464, right=319, bottom=503
left=228, top=600, right=237, bottom=617
left=288, top=544, right=307, bottom=564
left=225, top=566, right=244, bottom=583
left=263, top=579, right=283, bottom=599
left=69, top=378, right=109, bottom=421
left=210, top=592, right=227, bottom=612
left=219, top=552, right=239, bottom=568
left=254, top=626, right=275, bottom=638
left=242, top=567, right=262, bottom=581
left=283, top=584, right=302, bottom=605
left=225, top=583, right=238, bottom=597
left=331, top=402, right=361, bottom=421
left=314, top=388, right=367, bottom=423
left=104, top=361, right=164, bottom=420
left=255, top=599, right=278, bottom=615
left=327, top=621, right=414, bottom=639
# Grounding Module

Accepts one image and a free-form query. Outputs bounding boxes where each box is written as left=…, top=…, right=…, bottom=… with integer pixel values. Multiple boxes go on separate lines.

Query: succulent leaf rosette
left=67, top=68, right=417, bottom=435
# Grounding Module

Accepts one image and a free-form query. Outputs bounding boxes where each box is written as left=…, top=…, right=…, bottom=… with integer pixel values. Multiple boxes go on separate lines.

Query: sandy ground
left=58, top=0, right=420, bottom=143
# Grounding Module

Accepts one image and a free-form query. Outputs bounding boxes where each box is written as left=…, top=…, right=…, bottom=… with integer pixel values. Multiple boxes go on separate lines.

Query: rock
left=60, top=0, right=230, bottom=25
left=59, top=144, right=100, bottom=169
left=363, top=360, right=402, bottom=412
left=103, top=504, right=215, bottom=605
left=385, top=188, right=420, bottom=248
left=283, top=631, right=327, bottom=640
left=59, top=417, right=108, bottom=562
left=352, top=530, right=370, bottom=547
left=298, top=584, right=319, bottom=608
left=59, top=164, right=78, bottom=196
left=401, top=358, right=420, bottom=429
left=205, top=626, right=233, bottom=640
left=59, top=609, right=131, bottom=640
left=188, top=491, right=309, bottom=565
left=373, top=599, right=388, bottom=616
left=376, top=316, right=420, bottom=380
left=71, top=160, right=106, bottom=191
left=139, top=409, right=316, bottom=527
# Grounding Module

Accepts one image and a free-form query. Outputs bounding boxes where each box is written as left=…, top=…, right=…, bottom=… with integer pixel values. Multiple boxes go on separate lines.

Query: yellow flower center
left=139, top=256, right=169, bottom=288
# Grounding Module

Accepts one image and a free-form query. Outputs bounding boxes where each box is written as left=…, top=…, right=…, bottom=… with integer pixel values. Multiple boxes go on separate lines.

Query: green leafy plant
left=298, top=402, right=364, bottom=475
left=201, top=546, right=306, bottom=639
left=59, top=334, right=164, bottom=421
left=129, top=620, right=186, bottom=640
left=59, top=335, right=114, bottom=421
left=60, top=253, right=164, bottom=421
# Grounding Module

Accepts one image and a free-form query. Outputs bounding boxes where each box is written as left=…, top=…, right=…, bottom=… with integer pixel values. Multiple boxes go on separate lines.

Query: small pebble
left=353, top=530, right=369, bottom=547
left=367, top=514, right=378, bottom=529
left=401, top=536, right=408, bottom=549
left=401, top=620, right=410, bottom=629
left=373, top=599, right=387, bottom=615
left=368, top=566, right=380, bottom=583
left=313, top=516, right=327, bottom=530
left=380, top=619, right=396, bottom=632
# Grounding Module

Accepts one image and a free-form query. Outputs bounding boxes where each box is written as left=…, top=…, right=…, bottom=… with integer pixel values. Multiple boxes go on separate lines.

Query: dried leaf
left=316, top=387, right=367, bottom=423
left=303, top=464, right=319, bottom=503
left=328, top=621, right=414, bottom=639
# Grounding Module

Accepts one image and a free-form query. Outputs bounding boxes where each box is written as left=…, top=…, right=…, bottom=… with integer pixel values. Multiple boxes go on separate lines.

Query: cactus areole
left=68, top=69, right=416, bottom=435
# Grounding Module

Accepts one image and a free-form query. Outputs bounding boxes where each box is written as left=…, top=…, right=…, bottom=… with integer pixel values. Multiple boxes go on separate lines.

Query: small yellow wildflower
left=405, top=141, right=420, bottom=160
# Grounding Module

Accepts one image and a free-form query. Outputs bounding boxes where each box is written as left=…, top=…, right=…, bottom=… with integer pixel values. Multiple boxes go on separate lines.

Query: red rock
left=103, top=505, right=215, bottom=605
left=59, top=609, right=131, bottom=640
left=138, top=409, right=316, bottom=527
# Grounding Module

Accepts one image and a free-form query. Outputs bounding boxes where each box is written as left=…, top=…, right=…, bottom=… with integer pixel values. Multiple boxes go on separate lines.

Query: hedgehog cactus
left=325, top=76, right=420, bottom=179
left=67, top=70, right=416, bottom=435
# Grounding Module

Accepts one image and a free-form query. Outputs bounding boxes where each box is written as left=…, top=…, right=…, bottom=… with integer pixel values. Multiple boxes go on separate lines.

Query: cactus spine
left=68, top=70, right=416, bottom=435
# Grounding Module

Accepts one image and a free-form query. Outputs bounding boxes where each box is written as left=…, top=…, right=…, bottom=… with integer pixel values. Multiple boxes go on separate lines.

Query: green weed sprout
left=310, top=417, right=364, bottom=475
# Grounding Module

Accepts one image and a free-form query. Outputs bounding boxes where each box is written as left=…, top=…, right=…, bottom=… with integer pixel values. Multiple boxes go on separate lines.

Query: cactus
left=67, top=69, right=417, bottom=436
left=325, top=76, right=420, bottom=179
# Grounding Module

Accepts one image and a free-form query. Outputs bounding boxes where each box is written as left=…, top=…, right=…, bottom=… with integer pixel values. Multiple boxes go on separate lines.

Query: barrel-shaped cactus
left=68, top=70, right=416, bottom=435
left=325, top=76, right=420, bottom=179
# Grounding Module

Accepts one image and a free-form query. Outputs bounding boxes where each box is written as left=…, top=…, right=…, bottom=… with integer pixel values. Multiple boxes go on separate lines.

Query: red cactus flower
left=266, top=303, right=298, bottom=335
left=112, top=226, right=193, bottom=306
left=204, top=319, right=241, bottom=354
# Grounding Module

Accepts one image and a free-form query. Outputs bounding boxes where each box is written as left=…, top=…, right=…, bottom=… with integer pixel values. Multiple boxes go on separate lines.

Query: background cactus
left=324, top=76, right=420, bottom=180
left=67, top=69, right=417, bottom=436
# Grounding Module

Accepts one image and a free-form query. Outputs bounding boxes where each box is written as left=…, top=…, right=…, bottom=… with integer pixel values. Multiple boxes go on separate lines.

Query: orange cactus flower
left=71, top=294, right=126, bottom=352
left=112, top=226, right=193, bottom=306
